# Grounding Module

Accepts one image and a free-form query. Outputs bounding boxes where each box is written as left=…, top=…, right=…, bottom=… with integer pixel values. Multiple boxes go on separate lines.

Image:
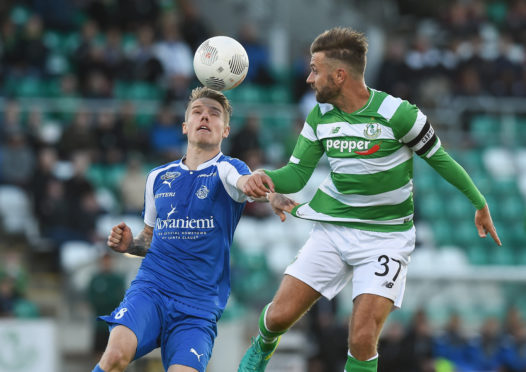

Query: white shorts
left=284, top=222, right=416, bottom=308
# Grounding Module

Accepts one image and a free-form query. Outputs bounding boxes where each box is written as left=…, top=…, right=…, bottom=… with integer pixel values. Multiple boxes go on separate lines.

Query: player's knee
left=100, top=347, right=131, bottom=371
left=349, top=329, right=376, bottom=359
left=265, top=306, right=293, bottom=332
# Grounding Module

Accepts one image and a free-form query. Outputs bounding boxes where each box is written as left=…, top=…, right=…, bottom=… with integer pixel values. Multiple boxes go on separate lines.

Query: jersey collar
left=179, top=152, right=223, bottom=171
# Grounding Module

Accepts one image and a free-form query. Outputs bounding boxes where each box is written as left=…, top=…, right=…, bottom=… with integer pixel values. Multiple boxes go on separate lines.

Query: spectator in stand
left=154, top=18, right=193, bottom=100
left=179, top=0, right=211, bottom=52
left=0, top=276, right=17, bottom=317
left=87, top=253, right=126, bottom=356
left=376, top=38, right=411, bottom=101
left=229, top=114, right=264, bottom=162
left=465, top=317, right=505, bottom=371
left=237, top=23, right=275, bottom=86
left=94, top=110, right=126, bottom=165
left=501, top=323, right=526, bottom=372
left=64, top=152, right=102, bottom=242
left=0, top=132, right=35, bottom=189
left=73, top=20, right=102, bottom=91
left=399, top=309, right=435, bottom=371
left=149, top=104, right=185, bottom=163
left=16, top=15, right=48, bottom=76
left=115, top=0, right=159, bottom=31
left=119, top=154, right=147, bottom=215
left=129, top=24, right=163, bottom=82
left=0, top=100, right=22, bottom=140
left=115, top=102, right=150, bottom=155
left=31, top=147, right=59, bottom=217
left=101, top=27, right=129, bottom=81
left=434, top=313, right=471, bottom=370
left=58, top=110, right=97, bottom=160
left=37, top=178, right=71, bottom=247
left=377, top=321, right=406, bottom=372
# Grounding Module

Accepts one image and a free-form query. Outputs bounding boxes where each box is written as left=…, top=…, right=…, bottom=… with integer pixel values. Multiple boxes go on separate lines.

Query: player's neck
left=183, top=145, right=221, bottom=170
left=332, top=80, right=369, bottom=114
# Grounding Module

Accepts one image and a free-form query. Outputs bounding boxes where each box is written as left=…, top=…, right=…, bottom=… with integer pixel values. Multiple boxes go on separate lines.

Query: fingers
left=488, top=226, right=502, bottom=246
left=476, top=223, right=487, bottom=238
left=274, top=209, right=287, bottom=222
left=243, top=174, right=275, bottom=198
left=107, top=223, right=127, bottom=250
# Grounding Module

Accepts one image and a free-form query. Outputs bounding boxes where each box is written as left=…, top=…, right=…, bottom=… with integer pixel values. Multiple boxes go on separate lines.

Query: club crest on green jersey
left=364, top=123, right=381, bottom=139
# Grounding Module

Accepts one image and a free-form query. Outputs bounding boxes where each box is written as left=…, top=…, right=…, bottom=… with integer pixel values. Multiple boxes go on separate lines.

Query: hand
left=474, top=204, right=501, bottom=246
left=107, top=222, right=133, bottom=253
left=267, top=193, right=299, bottom=222
left=242, top=169, right=275, bottom=198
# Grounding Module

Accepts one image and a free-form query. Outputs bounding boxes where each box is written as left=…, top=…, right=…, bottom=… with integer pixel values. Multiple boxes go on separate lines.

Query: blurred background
left=0, top=0, right=525, bottom=371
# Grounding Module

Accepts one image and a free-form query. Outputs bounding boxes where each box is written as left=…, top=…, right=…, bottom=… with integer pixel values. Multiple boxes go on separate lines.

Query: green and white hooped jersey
left=288, top=88, right=441, bottom=232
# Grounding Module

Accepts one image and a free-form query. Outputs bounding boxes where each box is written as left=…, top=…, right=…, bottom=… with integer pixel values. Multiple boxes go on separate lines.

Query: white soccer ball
left=193, top=36, right=249, bottom=91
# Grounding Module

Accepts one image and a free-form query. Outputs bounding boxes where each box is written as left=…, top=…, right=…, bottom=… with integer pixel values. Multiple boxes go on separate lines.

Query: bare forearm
left=127, top=228, right=153, bottom=257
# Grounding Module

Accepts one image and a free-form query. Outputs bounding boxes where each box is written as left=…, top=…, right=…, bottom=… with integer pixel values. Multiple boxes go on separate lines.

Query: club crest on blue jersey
left=196, top=185, right=210, bottom=199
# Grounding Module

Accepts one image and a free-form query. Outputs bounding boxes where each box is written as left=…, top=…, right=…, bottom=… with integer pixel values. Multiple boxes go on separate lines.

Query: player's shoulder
left=306, top=102, right=335, bottom=127
left=373, top=88, right=419, bottom=123
left=217, top=154, right=246, bottom=166
left=216, top=154, right=250, bottom=173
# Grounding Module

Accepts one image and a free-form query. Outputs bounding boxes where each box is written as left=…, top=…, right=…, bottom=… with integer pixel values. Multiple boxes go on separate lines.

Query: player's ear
left=222, top=124, right=230, bottom=138
left=336, top=68, right=346, bottom=84
left=182, top=121, right=188, bottom=135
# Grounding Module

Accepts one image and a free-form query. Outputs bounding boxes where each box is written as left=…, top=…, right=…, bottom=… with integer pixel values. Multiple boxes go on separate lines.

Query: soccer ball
left=193, top=36, right=249, bottom=91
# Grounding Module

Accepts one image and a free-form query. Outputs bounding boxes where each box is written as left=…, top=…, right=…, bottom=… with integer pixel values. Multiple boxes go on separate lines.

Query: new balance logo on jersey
left=382, top=281, right=394, bottom=289
left=326, top=139, right=371, bottom=153
left=190, top=348, right=204, bottom=362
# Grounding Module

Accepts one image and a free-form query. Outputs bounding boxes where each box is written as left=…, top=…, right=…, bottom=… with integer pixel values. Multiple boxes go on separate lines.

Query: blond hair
left=185, top=86, right=233, bottom=126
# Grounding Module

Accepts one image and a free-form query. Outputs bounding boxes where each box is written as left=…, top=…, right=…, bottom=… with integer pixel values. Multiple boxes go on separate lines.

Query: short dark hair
left=310, top=27, right=368, bottom=77
left=186, top=86, right=233, bottom=125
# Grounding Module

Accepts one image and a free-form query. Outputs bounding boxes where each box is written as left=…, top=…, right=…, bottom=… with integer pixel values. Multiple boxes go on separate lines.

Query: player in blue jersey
left=91, top=87, right=296, bottom=372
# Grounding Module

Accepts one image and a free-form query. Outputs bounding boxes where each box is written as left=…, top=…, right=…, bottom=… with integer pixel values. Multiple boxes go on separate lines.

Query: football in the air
left=193, top=36, right=249, bottom=91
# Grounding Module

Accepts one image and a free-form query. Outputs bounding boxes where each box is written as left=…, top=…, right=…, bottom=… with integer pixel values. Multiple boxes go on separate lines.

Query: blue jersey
left=133, top=152, right=249, bottom=320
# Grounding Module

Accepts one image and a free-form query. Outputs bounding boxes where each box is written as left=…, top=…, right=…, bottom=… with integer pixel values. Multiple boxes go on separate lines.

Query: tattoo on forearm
left=127, top=229, right=153, bottom=257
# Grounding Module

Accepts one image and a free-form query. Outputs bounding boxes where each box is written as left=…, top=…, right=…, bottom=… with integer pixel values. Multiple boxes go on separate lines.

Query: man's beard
left=313, top=76, right=340, bottom=103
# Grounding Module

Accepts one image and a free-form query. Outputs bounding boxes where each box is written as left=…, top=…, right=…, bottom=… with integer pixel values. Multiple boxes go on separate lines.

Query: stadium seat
left=466, top=244, right=489, bottom=265
left=470, top=115, right=501, bottom=147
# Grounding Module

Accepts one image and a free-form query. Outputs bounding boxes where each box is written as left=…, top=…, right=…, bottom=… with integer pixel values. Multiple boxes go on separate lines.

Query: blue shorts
left=99, top=286, right=217, bottom=371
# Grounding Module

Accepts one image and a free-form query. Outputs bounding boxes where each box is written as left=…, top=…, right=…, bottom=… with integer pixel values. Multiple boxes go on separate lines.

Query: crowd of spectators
left=307, top=303, right=526, bottom=372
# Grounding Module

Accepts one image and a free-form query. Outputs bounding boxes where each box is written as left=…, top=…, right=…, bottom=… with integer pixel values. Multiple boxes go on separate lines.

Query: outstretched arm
left=107, top=223, right=154, bottom=257
left=424, top=147, right=501, bottom=245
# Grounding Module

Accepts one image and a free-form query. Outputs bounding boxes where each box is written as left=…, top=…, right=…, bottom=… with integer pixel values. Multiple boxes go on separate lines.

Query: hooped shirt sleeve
left=217, top=158, right=251, bottom=203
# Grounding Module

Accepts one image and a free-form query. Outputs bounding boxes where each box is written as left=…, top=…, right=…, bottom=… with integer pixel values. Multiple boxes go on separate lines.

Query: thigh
left=99, top=288, right=164, bottom=360
left=284, top=222, right=353, bottom=300
left=163, top=312, right=216, bottom=372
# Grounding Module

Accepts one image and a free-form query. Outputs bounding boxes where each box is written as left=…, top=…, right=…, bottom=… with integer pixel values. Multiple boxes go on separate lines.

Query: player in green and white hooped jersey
left=238, top=27, right=501, bottom=372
